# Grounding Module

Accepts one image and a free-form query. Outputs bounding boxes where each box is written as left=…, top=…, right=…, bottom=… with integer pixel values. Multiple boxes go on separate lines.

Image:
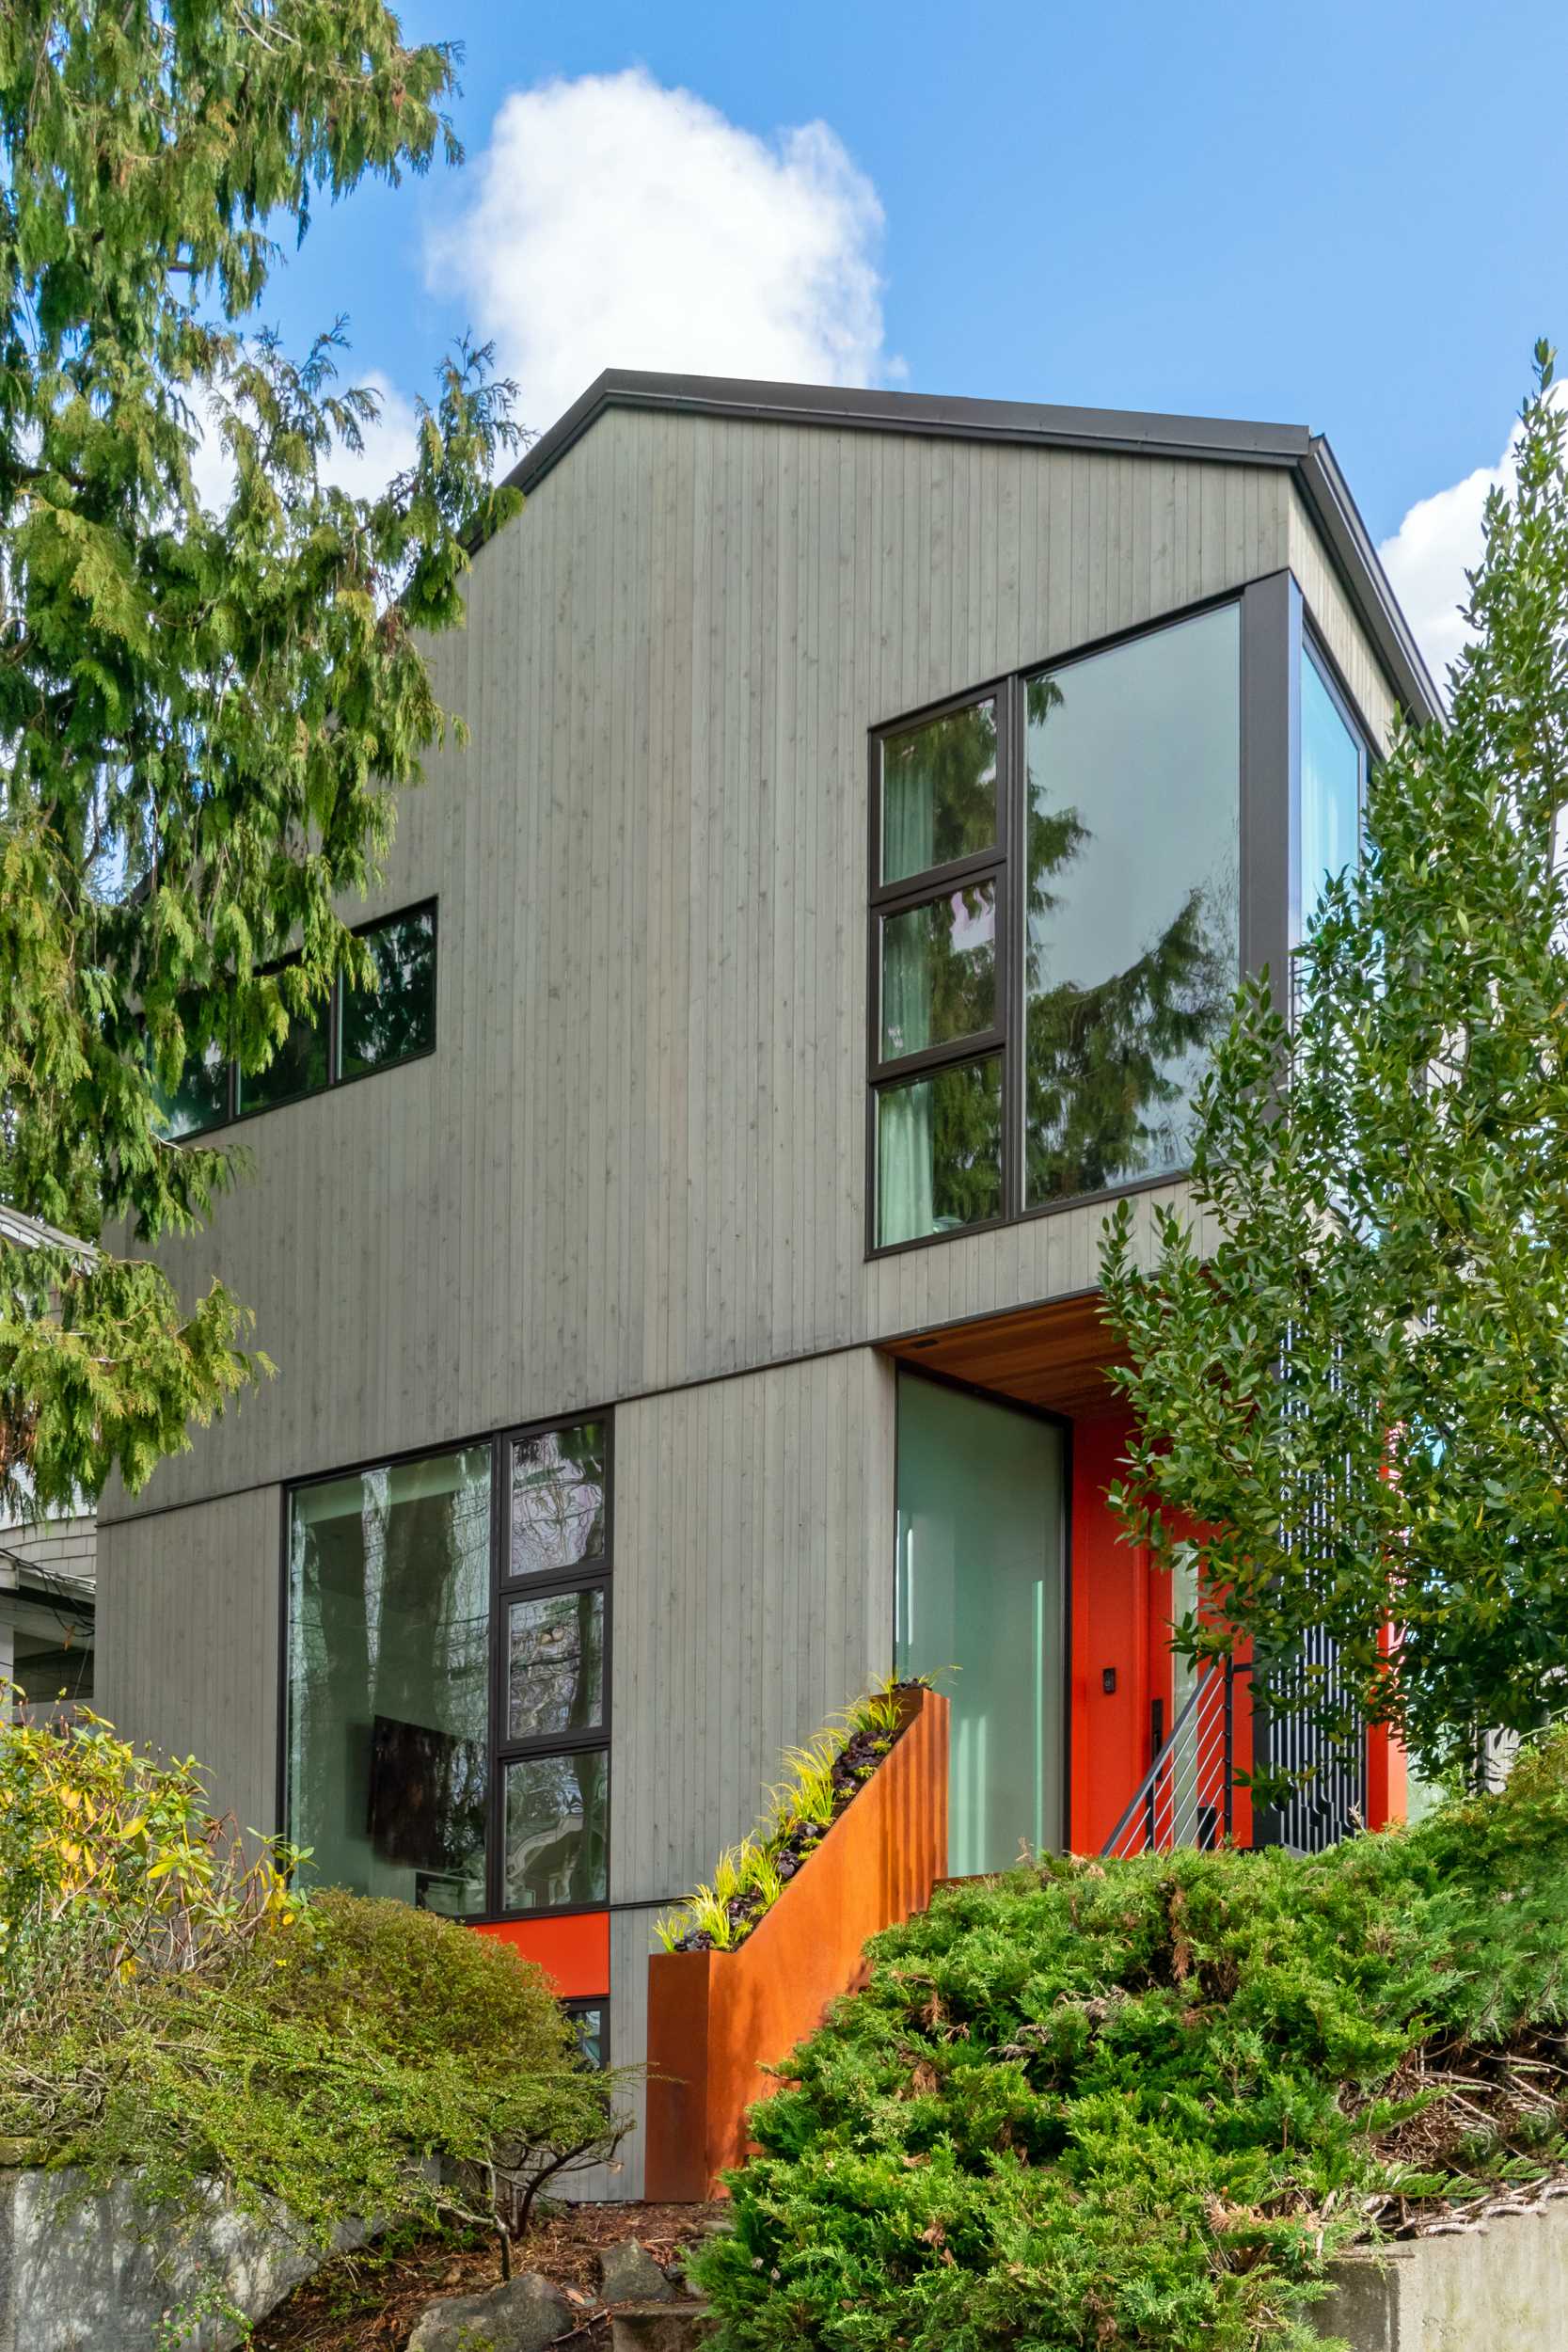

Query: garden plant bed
left=657, top=1679, right=927, bottom=1954
left=253, top=2201, right=730, bottom=2351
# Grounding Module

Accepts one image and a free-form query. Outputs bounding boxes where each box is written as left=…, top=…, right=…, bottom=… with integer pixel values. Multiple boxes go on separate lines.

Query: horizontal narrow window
left=879, top=697, right=999, bottom=885
left=879, top=880, right=997, bottom=1062
left=235, top=989, right=329, bottom=1117
left=504, top=1748, right=609, bottom=1911
left=154, top=898, right=438, bottom=1137
left=341, top=903, right=437, bottom=1079
left=877, top=1053, right=1003, bottom=1247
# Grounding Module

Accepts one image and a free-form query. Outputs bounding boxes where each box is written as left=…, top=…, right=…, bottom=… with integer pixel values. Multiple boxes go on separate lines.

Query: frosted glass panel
left=895, top=1373, right=1066, bottom=1874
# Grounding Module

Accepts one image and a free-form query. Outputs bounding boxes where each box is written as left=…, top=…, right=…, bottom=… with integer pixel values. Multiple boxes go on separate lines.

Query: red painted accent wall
left=1069, top=1410, right=1171, bottom=1853
left=471, top=1910, right=610, bottom=1999
left=1068, top=1407, right=1255, bottom=1852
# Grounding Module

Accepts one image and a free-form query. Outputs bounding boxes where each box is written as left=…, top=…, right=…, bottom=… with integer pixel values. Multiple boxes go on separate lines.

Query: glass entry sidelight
left=894, top=1370, right=1068, bottom=1875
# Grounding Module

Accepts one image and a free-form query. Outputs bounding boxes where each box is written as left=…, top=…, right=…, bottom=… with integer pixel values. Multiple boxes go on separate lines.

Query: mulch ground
left=252, top=2201, right=729, bottom=2351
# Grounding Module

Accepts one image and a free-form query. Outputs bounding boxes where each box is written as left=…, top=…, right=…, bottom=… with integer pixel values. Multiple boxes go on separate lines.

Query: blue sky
left=258, top=0, right=1568, bottom=679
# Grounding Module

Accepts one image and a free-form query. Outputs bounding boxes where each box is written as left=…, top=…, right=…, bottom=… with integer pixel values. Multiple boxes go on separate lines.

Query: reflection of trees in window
left=504, top=1749, right=608, bottom=1908
left=1022, top=667, right=1239, bottom=1205
left=288, top=1451, right=490, bottom=1901
left=340, top=906, right=437, bottom=1077
left=880, top=699, right=997, bottom=882
left=508, top=1588, right=605, bottom=1740
left=510, top=1422, right=607, bottom=1576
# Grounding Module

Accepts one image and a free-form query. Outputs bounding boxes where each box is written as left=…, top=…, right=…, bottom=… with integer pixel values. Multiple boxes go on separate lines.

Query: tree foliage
left=1101, top=345, right=1568, bottom=1786
left=0, top=2, right=518, bottom=1516
left=697, top=1732, right=1568, bottom=2352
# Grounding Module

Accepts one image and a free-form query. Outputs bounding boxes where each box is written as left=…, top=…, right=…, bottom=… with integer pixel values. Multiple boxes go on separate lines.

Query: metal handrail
left=1101, top=1658, right=1251, bottom=1859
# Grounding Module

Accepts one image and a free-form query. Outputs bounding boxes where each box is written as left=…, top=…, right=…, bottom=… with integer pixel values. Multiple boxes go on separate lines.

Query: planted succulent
left=655, top=1678, right=927, bottom=1955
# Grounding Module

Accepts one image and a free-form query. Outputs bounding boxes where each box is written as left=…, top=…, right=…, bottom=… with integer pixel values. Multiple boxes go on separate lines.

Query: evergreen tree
left=1101, top=347, right=1568, bottom=1787
left=0, top=4, right=518, bottom=1515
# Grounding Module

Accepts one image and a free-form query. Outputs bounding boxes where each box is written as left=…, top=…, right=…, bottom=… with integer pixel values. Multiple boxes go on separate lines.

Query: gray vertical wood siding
left=95, top=1486, right=280, bottom=1836
left=100, top=408, right=1386, bottom=1526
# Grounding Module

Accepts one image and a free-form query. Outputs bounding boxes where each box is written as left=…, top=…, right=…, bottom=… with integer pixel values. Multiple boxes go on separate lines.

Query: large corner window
left=284, top=1411, right=611, bottom=1922
left=1296, top=639, right=1370, bottom=946
left=157, top=900, right=437, bottom=1138
left=870, top=603, right=1242, bottom=1248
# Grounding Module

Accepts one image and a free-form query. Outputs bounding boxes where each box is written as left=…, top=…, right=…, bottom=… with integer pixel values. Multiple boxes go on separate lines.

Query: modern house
left=95, top=371, right=1441, bottom=2194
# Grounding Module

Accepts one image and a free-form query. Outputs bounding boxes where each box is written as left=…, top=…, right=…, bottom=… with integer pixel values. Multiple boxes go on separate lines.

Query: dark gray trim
left=1240, top=571, right=1298, bottom=1022
left=488, top=370, right=1441, bottom=731
left=1296, top=437, right=1442, bottom=727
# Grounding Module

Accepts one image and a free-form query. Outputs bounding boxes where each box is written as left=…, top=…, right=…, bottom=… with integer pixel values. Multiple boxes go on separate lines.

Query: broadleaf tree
left=0, top=3, right=520, bottom=1518
left=1100, top=344, right=1568, bottom=1788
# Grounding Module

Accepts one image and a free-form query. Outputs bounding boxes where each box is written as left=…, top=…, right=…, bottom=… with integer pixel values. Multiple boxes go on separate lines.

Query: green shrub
left=0, top=1700, right=625, bottom=2241
left=695, top=1731, right=1568, bottom=2351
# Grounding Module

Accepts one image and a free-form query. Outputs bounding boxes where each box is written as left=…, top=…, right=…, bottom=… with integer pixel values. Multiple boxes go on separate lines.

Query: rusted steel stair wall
left=643, top=1688, right=949, bottom=2201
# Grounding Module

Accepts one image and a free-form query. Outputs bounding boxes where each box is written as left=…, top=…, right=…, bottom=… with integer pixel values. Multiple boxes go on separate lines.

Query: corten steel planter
left=643, top=1688, right=949, bottom=2201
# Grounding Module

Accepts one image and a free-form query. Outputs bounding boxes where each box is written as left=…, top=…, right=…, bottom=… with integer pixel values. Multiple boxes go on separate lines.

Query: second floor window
left=157, top=899, right=437, bottom=1137
left=871, top=603, right=1242, bottom=1249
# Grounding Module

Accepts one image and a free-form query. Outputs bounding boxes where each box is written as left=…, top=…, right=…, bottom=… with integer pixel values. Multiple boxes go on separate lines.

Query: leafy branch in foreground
left=0, top=3, right=521, bottom=1516
left=1100, top=342, right=1568, bottom=1787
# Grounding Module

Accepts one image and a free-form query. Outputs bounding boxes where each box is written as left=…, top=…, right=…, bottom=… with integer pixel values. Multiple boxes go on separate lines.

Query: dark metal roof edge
left=498, top=369, right=1314, bottom=508
left=1296, top=436, right=1444, bottom=725
left=484, top=370, right=1439, bottom=728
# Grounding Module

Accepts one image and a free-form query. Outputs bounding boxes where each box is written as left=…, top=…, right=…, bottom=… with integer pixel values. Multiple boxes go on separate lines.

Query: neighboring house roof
left=493, top=369, right=1442, bottom=731
left=0, top=1200, right=93, bottom=1259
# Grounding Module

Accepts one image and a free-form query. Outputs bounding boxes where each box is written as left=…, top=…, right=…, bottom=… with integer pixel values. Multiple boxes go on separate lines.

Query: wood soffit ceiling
left=885, top=1291, right=1128, bottom=1419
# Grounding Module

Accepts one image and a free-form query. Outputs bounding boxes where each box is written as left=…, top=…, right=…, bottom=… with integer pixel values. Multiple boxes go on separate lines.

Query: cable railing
left=1101, top=1659, right=1251, bottom=1860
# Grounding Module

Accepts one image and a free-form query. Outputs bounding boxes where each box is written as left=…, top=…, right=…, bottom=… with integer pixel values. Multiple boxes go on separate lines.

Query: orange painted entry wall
left=472, top=1911, right=610, bottom=2000
left=1069, top=1405, right=1400, bottom=1848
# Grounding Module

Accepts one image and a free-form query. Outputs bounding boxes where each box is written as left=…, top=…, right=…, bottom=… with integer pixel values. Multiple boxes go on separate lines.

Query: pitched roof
left=497, top=369, right=1441, bottom=726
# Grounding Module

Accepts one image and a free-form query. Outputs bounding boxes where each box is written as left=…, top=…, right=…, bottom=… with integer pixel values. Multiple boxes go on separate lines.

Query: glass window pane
left=504, top=1749, right=608, bottom=1911
left=155, top=1023, right=229, bottom=1137
left=880, top=699, right=998, bottom=884
left=879, top=880, right=997, bottom=1062
left=237, top=983, right=328, bottom=1116
left=1300, top=649, right=1363, bottom=941
left=510, top=1422, right=607, bottom=1579
left=341, top=905, right=437, bottom=1078
left=509, top=1587, right=605, bottom=1742
left=565, top=2002, right=606, bottom=2069
left=1022, top=606, right=1241, bottom=1208
left=876, top=1054, right=1003, bottom=1248
left=287, top=1447, right=492, bottom=1916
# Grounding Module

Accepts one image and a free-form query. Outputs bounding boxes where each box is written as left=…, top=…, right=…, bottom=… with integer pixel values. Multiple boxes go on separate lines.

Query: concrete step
left=609, top=2301, right=717, bottom=2351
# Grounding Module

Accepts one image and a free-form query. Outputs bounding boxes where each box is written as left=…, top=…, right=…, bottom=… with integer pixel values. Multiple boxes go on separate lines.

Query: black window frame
left=865, top=580, right=1389, bottom=1260
left=488, top=1410, right=613, bottom=1924
left=165, top=897, right=438, bottom=1138
left=277, top=1399, right=613, bottom=1931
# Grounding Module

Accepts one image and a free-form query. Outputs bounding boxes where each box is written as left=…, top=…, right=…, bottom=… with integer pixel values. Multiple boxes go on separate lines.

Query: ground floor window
left=285, top=1413, right=611, bottom=1920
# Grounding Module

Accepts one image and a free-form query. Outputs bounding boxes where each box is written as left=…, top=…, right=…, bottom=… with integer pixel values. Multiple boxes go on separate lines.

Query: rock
left=407, top=2268, right=574, bottom=2352
left=610, top=2307, right=717, bottom=2352
left=598, top=2238, right=676, bottom=2304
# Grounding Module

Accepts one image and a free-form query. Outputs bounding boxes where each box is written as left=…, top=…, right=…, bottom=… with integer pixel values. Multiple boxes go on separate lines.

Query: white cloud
left=188, top=370, right=421, bottom=513
left=1377, top=441, right=1513, bottom=691
left=429, top=68, right=890, bottom=437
